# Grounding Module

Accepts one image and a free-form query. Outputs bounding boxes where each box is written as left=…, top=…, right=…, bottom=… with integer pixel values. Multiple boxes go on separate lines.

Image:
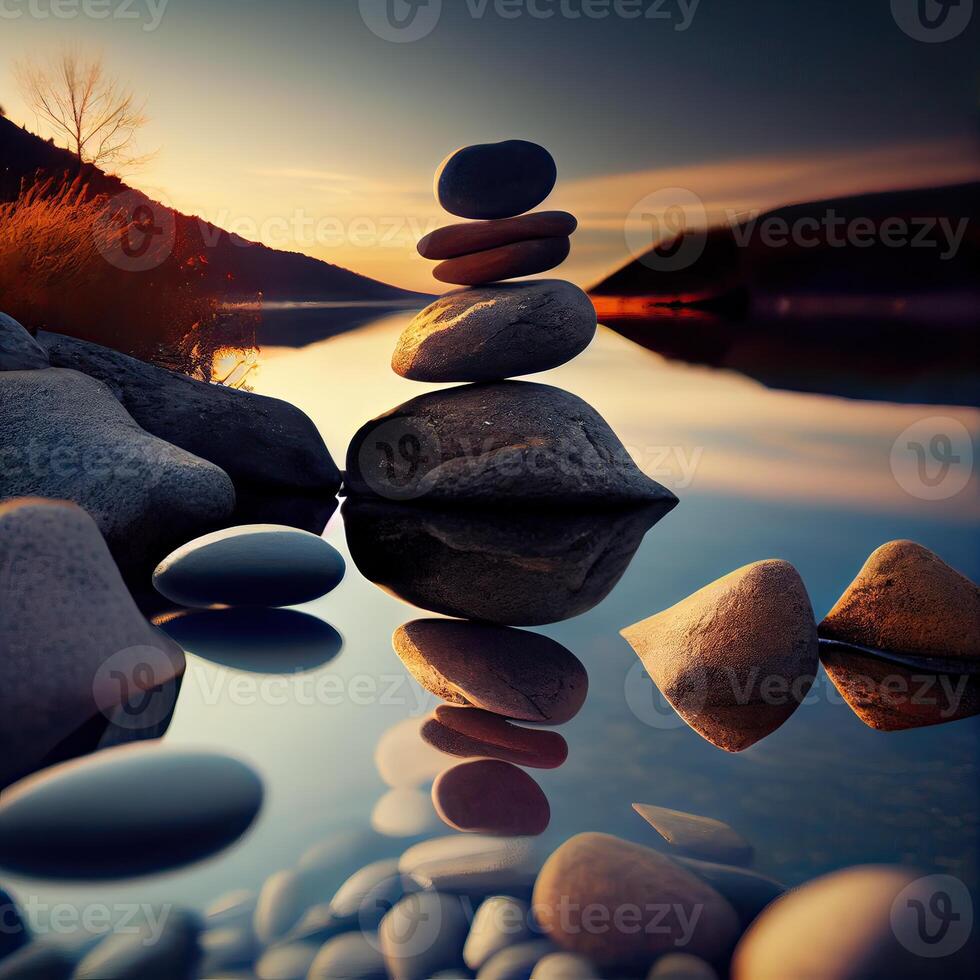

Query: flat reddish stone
left=393, top=619, right=588, bottom=723
left=418, top=211, right=577, bottom=260
left=421, top=706, right=568, bottom=769
left=432, top=760, right=550, bottom=836
left=433, top=237, right=570, bottom=285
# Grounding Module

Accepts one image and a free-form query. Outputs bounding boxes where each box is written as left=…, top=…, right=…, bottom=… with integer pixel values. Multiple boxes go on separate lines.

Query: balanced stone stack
left=346, top=140, right=676, bottom=508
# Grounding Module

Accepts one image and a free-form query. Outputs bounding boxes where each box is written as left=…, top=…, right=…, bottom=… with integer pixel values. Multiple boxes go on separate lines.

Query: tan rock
left=820, top=540, right=980, bottom=660
left=731, top=865, right=971, bottom=979
left=632, top=804, right=753, bottom=866
left=621, top=561, right=818, bottom=751
left=532, top=833, right=739, bottom=970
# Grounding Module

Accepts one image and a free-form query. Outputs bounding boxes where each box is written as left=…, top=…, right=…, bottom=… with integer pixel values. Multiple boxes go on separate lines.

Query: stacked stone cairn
left=346, top=139, right=676, bottom=508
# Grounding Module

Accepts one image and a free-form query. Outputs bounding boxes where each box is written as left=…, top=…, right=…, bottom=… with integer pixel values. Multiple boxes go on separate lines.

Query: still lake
left=8, top=307, right=980, bottom=931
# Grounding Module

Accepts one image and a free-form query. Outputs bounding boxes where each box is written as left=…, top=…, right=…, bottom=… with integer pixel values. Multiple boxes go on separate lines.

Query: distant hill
left=0, top=115, right=426, bottom=302
left=590, top=182, right=980, bottom=310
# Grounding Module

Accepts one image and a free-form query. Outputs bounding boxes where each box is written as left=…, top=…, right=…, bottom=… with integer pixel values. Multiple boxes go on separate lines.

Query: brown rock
left=433, top=237, right=570, bottom=285
left=731, top=865, right=975, bottom=979
left=343, top=499, right=674, bottom=626
left=820, top=646, right=980, bottom=731
left=533, top=833, right=739, bottom=970
left=422, top=705, right=568, bottom=768
left=621, top=561, right=819, bottom=752
left=820, top=540, right=980, bottom=660
left=433, top=759, right=550, bottom=836
left=632, top=804, right=754, bottom=866
left=418, top=211, right=578, bottom=260
left=393, top=619, right=587, bottom=723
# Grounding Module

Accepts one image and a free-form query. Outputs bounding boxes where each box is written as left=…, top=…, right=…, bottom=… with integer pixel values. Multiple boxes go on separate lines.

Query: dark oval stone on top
left=436, top=141, right=557, bottom=220
left=0, top=746, right=263, bottom=879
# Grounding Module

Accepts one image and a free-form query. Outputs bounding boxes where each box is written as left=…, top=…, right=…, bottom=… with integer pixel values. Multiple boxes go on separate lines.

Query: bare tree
left=15, top=49, right=150, bottom=172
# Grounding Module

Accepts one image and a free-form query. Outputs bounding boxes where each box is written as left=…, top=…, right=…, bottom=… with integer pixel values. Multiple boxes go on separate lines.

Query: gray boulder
left=0, top=368, right=236, bottom=571
left=346, top=381, right=676, bottom=506
left=392, top=280, right=596, bottom=382
left=0, top=498, right=185, bottom=789
left=0, top=312, right=48, bottom=370
left=38, top=331, right=340, bottom=491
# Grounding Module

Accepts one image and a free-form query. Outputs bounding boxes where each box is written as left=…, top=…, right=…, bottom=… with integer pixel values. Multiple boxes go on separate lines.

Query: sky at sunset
left=2, top=0, right=978, bottom=292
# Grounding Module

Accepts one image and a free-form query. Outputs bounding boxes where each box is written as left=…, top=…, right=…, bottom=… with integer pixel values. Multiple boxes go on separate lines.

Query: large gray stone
left=38, top=331, right=340, bottom=491
left=380, top=892, right=471, bottom=980
left=0, top=499, right=185, bottom=789
left=346, top=382, right=675, bottom=507
left=0, top=312, right=47, bottom=370
left=0, top=368, right=236, bottom=571
left=391, top=281, right=596, bottom=382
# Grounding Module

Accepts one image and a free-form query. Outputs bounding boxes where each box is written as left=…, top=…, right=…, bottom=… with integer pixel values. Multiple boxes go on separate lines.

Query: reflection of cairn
left=346, top=140, right=677, bottom=509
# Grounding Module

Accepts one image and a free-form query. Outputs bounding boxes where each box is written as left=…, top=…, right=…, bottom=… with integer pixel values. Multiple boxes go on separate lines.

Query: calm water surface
left=9, top=311, right=980, bottom=927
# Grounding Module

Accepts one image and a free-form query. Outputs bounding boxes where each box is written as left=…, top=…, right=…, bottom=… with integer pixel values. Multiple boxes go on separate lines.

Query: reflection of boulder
left=0, top=498, right=185, bottom=789
left=622, top=561, right=819, bottom=752
left=343, top=499, right=675, bottom=626
left=159, top=608, right=343, bottom=674
left=231, top=482, right=338, bottom=536
left=821, top=644, right=980, bottom=731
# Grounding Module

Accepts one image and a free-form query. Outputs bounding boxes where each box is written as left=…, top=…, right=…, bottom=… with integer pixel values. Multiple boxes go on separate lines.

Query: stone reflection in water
left=622, top=560, right=820, bottom=752
left=422, top=705, right=568, bottom=769
left=343, top=498, right=674, bottom=626
left=820, top=643, right=980, bottom=731
left=158, top=607, right=343, bottom=674
left=393, top=619, right=587, bottom=724
left=433, top=759, right=551, bottom=837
